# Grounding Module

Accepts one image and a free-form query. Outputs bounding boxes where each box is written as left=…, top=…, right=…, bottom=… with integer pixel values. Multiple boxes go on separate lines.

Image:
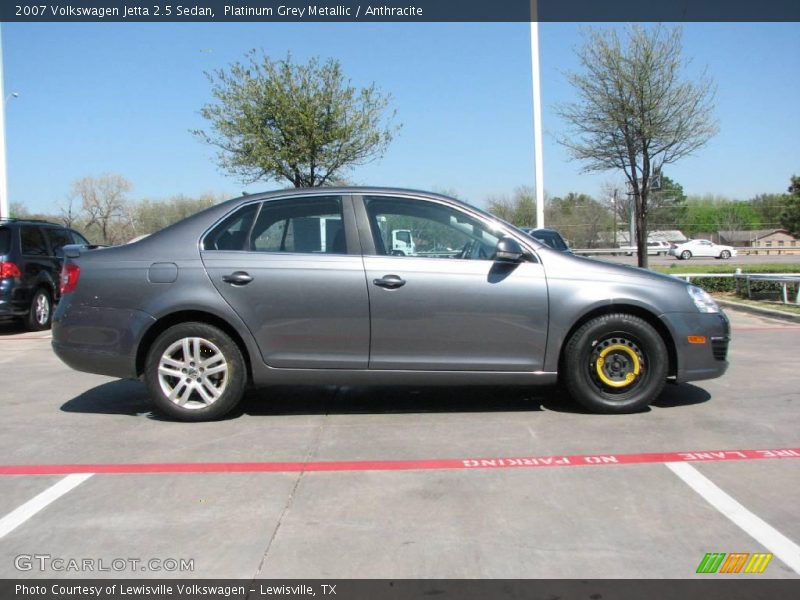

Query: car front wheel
left=563, top=313, right=668, bottom=413
left=720, top=250, right=731, bottom=259
left=26, top=288, right=52, bottom=331
left=144, top=322, right=247, bottom=421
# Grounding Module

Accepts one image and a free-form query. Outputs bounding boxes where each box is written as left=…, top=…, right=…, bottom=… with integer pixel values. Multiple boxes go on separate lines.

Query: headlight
left=687, top=285, right=719, bottom=313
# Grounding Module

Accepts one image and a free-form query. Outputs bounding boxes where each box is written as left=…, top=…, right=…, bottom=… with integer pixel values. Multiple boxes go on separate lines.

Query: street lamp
left=0, top=25, right=9, bottom=220
left=529, top=1, right=545, bottom=228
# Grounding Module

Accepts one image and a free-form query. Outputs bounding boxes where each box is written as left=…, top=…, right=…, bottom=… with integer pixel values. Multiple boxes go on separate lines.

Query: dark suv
left=0, top=219, right=90, bottom=330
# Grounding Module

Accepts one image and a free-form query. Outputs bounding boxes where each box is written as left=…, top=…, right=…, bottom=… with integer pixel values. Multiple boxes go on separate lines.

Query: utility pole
left=529, top=1, right=544, bottom=228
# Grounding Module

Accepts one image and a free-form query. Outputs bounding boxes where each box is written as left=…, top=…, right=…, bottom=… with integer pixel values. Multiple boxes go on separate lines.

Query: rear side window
left=20, top=226, right=49, bottom=256
left=45, top=228, right=72, bottom=254
left=0, top=228, right=10, bottom=255
left=250, top=197, right=344, bottom=254
left=534, top=231, right=568, bottom=251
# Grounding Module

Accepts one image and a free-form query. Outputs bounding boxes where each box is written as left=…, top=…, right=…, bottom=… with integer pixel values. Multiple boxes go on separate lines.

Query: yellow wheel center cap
left=595, top=344, right=641, bottom=388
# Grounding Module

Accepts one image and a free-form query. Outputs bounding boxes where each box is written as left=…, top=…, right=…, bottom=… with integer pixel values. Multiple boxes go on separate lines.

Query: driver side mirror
left=495, top=237, right=525, bottom=263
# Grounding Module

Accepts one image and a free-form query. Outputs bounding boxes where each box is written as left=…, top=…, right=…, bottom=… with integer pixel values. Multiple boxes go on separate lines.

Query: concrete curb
left=716, top=298, right=800, bottom=323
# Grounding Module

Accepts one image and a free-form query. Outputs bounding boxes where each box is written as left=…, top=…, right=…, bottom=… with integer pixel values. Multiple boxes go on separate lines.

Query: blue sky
left=3, top=21, right=799, bottom=214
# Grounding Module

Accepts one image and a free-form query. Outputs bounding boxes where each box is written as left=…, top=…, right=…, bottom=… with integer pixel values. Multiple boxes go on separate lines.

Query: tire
left=680, top=250, right=692, bottom=260
left=26, top=288, right=52, bottom=331
left=563, top=313, right=668, bottom=414
left=720, top=250, right=731, bottom=259
left=144, top=322, right=247, bottom=421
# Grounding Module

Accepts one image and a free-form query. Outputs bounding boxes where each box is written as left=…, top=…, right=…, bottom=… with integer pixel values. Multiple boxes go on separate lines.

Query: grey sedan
left=52, top=188, right=729, bottom=421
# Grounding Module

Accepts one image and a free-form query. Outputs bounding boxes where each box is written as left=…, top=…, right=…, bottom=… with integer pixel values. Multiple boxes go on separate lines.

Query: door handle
left=373, top=274, right=406, bottom=289
left=222, top=271, right=253, bottom=286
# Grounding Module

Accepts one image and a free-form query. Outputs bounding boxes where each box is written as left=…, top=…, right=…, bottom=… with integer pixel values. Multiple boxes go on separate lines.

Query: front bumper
left=52, top=301, right=156, bottom=379
left=660, top=310, right=730, bottom=383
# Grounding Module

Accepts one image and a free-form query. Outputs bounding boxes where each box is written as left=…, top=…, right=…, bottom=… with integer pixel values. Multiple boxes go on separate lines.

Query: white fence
left=668, top=272, right=800, bottom=306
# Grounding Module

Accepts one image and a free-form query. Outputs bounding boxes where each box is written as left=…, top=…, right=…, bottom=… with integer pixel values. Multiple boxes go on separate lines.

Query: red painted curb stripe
left=1, top=448, right=798, bottom=476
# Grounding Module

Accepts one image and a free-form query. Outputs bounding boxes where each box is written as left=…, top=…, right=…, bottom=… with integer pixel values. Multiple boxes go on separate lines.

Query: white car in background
left=669, top=239, right=736, bottom=260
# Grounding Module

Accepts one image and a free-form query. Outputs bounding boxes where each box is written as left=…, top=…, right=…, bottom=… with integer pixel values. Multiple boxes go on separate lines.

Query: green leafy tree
left=649, top=176, right=688, bottom=231
left=684, top=195, right=759, bottom=238
left=194, top=52, right=399, bottom=187
left=781, top=175, right=800, bottom=236
left=684, top=197, right=720, bottom=237
left=546, top=192, right=613, bottom=248
left=558, top=25, right=718, bottom=267
left=750, top=193, right=786, bottom=229
left=486, top=186, right=538, bottom=226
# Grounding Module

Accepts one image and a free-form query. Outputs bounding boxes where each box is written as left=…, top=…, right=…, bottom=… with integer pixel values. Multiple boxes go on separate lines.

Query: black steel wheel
left=563, top=313, right=668, bottom=413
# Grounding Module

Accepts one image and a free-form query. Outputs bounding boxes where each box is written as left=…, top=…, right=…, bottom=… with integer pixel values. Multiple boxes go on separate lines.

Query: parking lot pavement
left=0, top=308, right=798, bottom=579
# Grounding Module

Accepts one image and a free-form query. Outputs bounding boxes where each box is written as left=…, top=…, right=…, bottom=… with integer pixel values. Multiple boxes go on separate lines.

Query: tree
left=132, top=193, right=221, bottom=234
left=194, top=52, right=399, bottom=188
left=70, top=174, right=132, bottom=244
left=485, top=186, right=538, bottom=226
left=546, top=192, right=613, bottom=248
left=648, top=176, right=687, bottom=231
left=750, top=193, right=785, bottom=229
left=684, top=195, right=759, bottom=239
left=558, top=25, right=718, bottom=267
left=781, top=175, right=800, bottom=236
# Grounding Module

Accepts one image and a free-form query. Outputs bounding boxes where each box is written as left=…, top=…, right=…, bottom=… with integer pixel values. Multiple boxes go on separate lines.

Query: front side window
left=71, top=230, right=90, bottom=246
left=365, top=196, right=501, bottom=260
left=45, top=228, right=72, bottom=254
left=21, top=226, right=48, bottom=256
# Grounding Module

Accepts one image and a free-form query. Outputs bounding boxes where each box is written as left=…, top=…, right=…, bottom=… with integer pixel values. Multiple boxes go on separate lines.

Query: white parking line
left=0, top=474, right=93, bottom=539
left=666, top=462, right=800, bottom=574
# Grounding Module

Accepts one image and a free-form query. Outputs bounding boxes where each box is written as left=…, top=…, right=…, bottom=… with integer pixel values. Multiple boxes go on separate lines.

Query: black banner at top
left=2, top=0, right=800, bottom=23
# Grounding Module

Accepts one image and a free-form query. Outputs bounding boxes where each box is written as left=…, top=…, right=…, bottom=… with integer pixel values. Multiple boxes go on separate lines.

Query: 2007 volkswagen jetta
left=52, top=188, right=729, bottom=421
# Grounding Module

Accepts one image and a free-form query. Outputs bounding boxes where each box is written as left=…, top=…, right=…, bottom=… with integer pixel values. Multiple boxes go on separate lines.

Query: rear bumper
left=52, top=301, right=156, bottom=379
left=0, top=280, right=28, bottom=319
left=660, top=310, right=730, bottom=383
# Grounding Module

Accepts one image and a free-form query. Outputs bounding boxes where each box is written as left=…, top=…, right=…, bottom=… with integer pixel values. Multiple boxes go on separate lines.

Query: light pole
left=529, top=2, right=545, bottom=228
left=0, top=25, right=9, bottom=220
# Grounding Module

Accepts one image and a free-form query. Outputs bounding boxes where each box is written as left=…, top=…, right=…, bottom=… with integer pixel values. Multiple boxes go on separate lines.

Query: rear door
left=200, top=195, right=370, bottom=369
left=356, top=194, right=549, bottom=371
left=20, top=225, right=59, bottom=297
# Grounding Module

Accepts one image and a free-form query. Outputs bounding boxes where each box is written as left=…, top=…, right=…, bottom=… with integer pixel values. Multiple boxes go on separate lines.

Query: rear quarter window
left=0, top=228, right=10, bottom=255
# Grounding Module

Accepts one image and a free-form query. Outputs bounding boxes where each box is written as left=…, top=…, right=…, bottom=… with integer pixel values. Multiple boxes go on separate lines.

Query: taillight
left=0, top=261, right=22, bottom=278
left=60, top=263, right=80, bottom=294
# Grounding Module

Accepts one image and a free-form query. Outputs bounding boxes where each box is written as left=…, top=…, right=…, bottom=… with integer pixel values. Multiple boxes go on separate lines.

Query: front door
left=358, top=195, right=549, bottom=371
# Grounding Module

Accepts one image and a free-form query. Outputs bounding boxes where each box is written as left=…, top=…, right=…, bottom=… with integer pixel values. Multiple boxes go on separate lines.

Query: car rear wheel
left=680, top=250, right=692, bottom=260
left=144, top=322, right=247, bottom=421
left=720, top=250, right=731, bottom=259
left=563, top=313, right=668, bottom=413
left=26, top=288, right=52, bottom=331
